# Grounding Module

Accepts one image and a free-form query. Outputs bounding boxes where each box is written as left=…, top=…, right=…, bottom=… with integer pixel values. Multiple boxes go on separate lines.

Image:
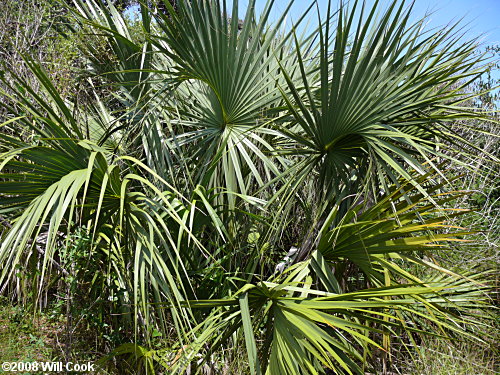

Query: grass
left=0, top=302, right=57, bottom=373
left=0, top=298, right=101, bottom=374
left=400, top=337, right=498, bottom=375
left=0, top=298, right=498, bottom=374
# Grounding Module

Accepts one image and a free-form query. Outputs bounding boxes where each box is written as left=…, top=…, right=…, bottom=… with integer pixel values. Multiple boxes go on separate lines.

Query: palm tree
left=0, top=0, right=496, bottom=373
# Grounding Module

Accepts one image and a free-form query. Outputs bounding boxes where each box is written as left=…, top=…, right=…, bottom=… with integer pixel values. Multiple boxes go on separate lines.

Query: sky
left=126, top=0, right=500, bottom=82
left=240, top=0, right=500, bottom=84
left=245, top=0, right=500, bottom=48
left=127, top=1, right=500, bottom=47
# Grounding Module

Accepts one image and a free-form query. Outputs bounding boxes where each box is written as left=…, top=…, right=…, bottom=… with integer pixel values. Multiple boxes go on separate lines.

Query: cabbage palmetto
left=0, top=0, right=496, bottom=374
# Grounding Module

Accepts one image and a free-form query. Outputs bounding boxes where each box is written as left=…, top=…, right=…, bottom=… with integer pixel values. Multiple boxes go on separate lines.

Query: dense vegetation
left=0, top=0, right=498, bottom=374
